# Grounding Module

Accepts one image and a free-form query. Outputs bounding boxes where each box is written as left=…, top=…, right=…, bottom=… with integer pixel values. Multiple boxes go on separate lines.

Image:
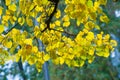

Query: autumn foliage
left=0, top=0, right=117, bottom=72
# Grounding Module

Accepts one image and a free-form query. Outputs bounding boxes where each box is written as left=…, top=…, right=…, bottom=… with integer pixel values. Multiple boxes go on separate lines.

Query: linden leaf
left=110, top=40, right=117, bottom=47
left=24, top=39, right=32, bottom=45
left=5, top=0, right=11, bottom=6
left=50, top=23, right=55, bottom=29
left=37, top=68, right=42, bottom=72
left=29, top=4, right=36, bottom=11
left=43, top=54, right=50, bottom=61
left=65, top=59, right=71, bottom=67
left=8, top=4, right=17, bottom=12
left=0, top=6, right=3, bottom=16
left=95, top=25, right=100, bottom=30
left=42, top=0, right=48, bottom=5
left=103, top=52, right=109, bottom=58
left=62, top=15, right=69, bottom=21
left=88, top=57, right=94, bottom=63
left=88, top=49, right=94, bottom=56
left=79, top=0, right=86, bottom=4
left=32, top=46, right=38, bottom=53
left=28, top=57, right=36, bottom=65
left=81, top=56, right=87, bottom=60
left=73, top=61, right=79, bottom=67
left=80, top=60, right=85, bottom=67
left=18, top=17, right=25, bottom=26
left=55, top=20, right=61, bottom=26
left=55, top=10, right=61, bottom=19
left=0, top=35, right=4, bottom=42
left=4, top=41, right=12, bottom=48
left=76, top=18, right=81, bottom=26
left=63, top=21, right=70, bottom=27
left=0, top=25, right=4, bottom=34
left=53, top=58, right=59, bottom=65
left=100, top=15, right=109, bottom=23
left=96, top=52, right=104, bottom=57
left=59, top=57, right=64, bottom=65
left=68, top=55, right=74, bottom=60
left=26, top=17, right=33, bottom=27
left=87, top=0, right=93, bottom=7
left=99, top=0, right=107, bottom=5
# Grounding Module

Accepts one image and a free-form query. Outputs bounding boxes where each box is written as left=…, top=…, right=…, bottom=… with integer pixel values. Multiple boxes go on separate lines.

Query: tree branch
left=18, top=57, right=26, bottom=80
left=41, top=0, right=59, bottom=32
left=3, top=23, right=18, bottom=35
left=50, top=28, right=76, bottom=37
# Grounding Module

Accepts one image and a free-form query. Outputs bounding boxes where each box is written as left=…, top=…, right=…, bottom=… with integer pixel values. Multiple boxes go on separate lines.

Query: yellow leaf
left=36, top=63, right=42, bottom=72
left=62, top=15, right=69, bottom=21
left=42, top=0, right=48, bottom=4
left=2, top=15, right=11, bottom=21
left=32, top=46, right=38, bottom=53
left=29, top=4, right=36, bottom=11
left=55, top=20, right=61, bottom=26
left=65, top=59, right=71, bottom=67
left=100, top=15, right=109, bottom=23
left=4, top=41, right=12, bottom=48
left=63, top=21, right=70, bottom=27
left=99, top=0, right=107, bottom=5
left=97, top=33, right=102, bottom=39
left=50, top=23, right=55, bottom=29
left=79, top=0, right=86, bottom=4
left=88, top=49, right=94, bottom=56
left=24, top=39, right=32, bottom=45
left=87, top=0, right=93, bottom=7
left=5, top=0, right=11, bottom=6
left=73, top=61, right=79, bottom=67
left=0, top=25, right=4, bottom=34
left=68, top=55, right=74, bottom=60
left=26, top=17, right=33, bottom=27
left=76, top=18, right=81, bottom=26
left=110, top=40, right=117, bottom=47
left=53, top=58, right=59, bottom=65
left=89, top=12, right=97, bottom=21
left=59, top=57, right=64, bottom=65
left=18, top=17, right=25, bottom=26
left=10, top=16, right=17, bottom=25
left=55, top=10, right=61, bottom=19
left=43, top=54, right=50, bottom=61
left=95, top=25, right=100, bottom=30
left=88, top=57, right=95, bottom=63
left=15, top=52, right=21, bottom=62
left=104, top=34, right=110, bottom=40
left=8, top=4, right=17, bottom=12
left=94, top=2, right=100, bottom=11
left=28, top=57, right=36, bottom=65
left=96, top=40, right=102, bottom=46
left=0, top=7, right=3, bottom=16
left=103, top=52, right=109, bottom=58
left=80, top=60, right=85, bottom=67
left=0, top=35, right=4, bottom=42
left=96, top=52, right=104, bottom=56
left=81, top=56, right=86, bottom=60
left=35, top=6, right=44, bottom=12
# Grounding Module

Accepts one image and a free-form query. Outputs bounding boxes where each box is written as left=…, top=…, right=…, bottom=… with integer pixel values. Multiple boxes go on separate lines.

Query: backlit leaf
left=0, top=25, right=4, bottom=34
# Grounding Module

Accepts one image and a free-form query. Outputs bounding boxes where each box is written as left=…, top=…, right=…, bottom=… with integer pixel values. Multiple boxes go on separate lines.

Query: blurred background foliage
left=49, top=58, right=118, bottom=80
left=0, top=0, right=120, bottom=80
left=49, top=0, right=120, bottom=80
